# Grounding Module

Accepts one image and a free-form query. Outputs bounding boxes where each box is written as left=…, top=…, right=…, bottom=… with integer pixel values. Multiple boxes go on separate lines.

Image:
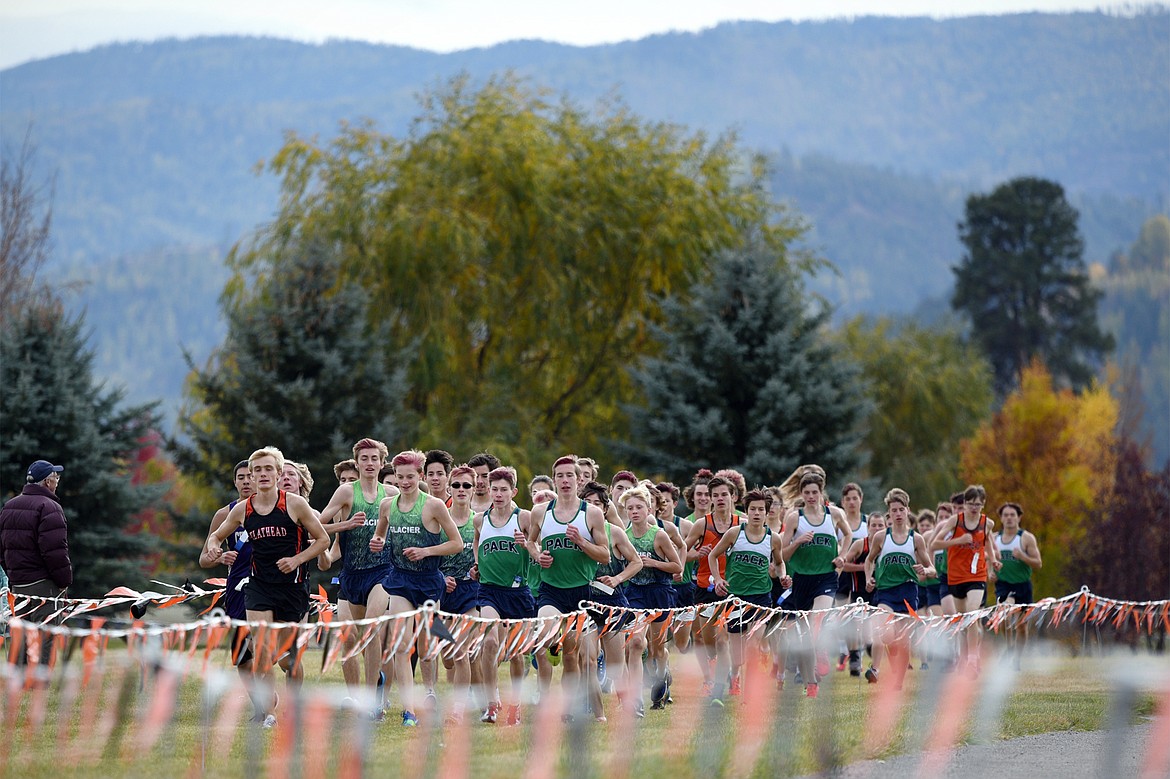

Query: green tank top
left=996, top=532, right=1032, bottom=584
left=539, top=498, right=599, bottom=589
left=440, top=509, right=476, bottom=578
left=386, top=493, right=441, bottom=572
left=340, top=481, right=391, bottom=571
left=934, top=541, right=948, bottom=577
left=595, top=522, right=625, bottom=580
left=789, top=506, right=839, bottom=576
left=726, top=524, right=773, bottom=596
left=626, top=523, right=667, bottom=587
left=477, top=507, right=528, bottom=587
left=874, top=529, right=918, bottom=590
left=677, top=514, right=698, bottom=585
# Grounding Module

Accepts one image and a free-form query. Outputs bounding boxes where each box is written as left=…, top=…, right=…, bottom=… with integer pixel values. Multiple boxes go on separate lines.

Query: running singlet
left=385, top=494, right=442, bottom=573
left=788, top=506, right=838, bottom=576
left=440, top=511, right=476, bottom=579
left=477, top=508, right=528, bottom=587
left=340, top=481, right=391, bottom=571
left=874, top=530, right=918, bottom=590
left=539, top=498, right=599, bottom=589
left=947, top=514, right=989, bottom=585
left=627, top=524, right=670, bottom=586
left=935, top=531, right=950, bottom=576
left=595, top=523, right=624, bottom=581
left=726, top=524, right=772, bottom=597
left=245, top=490, right=308, bottom=585
left=695, top=514, right=731, bottom=589
left=841, top=516, right=869, bottom=591
left=225, top=499, right=253, bottom=583
left=995, top=532, right=1032, bottom=584
left=676, top=515, right=697, bottom=585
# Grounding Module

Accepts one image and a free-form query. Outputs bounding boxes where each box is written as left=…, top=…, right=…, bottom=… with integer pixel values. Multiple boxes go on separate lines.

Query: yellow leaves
left=960, top=360, right=1118, bottom=595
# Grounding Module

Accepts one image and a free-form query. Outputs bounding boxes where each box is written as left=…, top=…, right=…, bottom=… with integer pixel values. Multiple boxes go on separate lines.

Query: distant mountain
left=1, top=10, right=1166, bottom=424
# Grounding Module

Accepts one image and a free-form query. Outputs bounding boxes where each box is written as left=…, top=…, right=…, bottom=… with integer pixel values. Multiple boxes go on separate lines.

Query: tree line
left=3, top=78, right=1166, bottom=604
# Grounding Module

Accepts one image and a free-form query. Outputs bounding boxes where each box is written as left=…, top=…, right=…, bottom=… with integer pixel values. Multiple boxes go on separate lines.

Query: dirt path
left=799, top=723, right=1160, bottom=778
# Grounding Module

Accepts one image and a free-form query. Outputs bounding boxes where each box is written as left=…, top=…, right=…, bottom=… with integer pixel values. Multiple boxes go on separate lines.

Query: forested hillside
left=1, top=10, right=1165, bottom=449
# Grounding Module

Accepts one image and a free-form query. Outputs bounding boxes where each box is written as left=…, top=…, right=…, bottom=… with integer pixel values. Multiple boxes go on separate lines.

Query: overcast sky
left=0, top=1, right=1115, bottom=71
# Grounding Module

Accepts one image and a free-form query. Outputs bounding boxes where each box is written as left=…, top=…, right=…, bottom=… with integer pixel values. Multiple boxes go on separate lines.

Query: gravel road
left=798, top=723, right=1161, bottom=779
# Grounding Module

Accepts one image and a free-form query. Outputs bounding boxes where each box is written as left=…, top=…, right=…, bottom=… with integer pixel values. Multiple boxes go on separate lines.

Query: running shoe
left=376, top=671, right=386, bottom=711
left=806, top=683, right=819, bottom=699
left=701, top=680, right=714, bottom=698
left=633, top=701, right=645, bottom=719
left=815, top=652, right=830, bottom=679
left=836, top=653, right=847, bottom=672
left=650, top=677, right=667, bottom=707
left=480, top=701, right=500, bottom=723
left=424, top=690, right=438, bottom=710
left=505, top=704, right=522, bottom=727
left=865, top=667, right=879, bottom=684
left=729, top=676, right=743, bottom=697
left=920, top=660, right=930, bottom=670
left=261, top=714, right=277, bottom=729
left=370, top=708, right=386, bottom=723
left=402, top=710, right=419, bottom=727
left=848, top=651, right=862, bottom=677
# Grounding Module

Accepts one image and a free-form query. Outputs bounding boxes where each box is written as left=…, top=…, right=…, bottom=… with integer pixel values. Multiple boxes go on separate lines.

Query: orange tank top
left=695, top=513, right=731, bottom=588
left=947, top=514, right=988, bottom=585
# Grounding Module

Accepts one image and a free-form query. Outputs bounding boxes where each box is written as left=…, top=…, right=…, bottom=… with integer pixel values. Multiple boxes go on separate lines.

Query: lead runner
left=203, top=446, right=330, bottom=728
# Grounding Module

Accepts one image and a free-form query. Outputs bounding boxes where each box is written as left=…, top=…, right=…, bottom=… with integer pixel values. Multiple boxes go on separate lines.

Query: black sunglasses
left=450, top=482, right=475, bottom=490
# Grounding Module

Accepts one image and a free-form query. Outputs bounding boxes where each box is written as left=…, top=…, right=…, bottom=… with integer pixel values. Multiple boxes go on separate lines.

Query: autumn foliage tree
left=226, top=74, right=807, bottom=468
left=838, top=317, right=994, bottom=505
left=959, top=360, right=1117, bottom=596
left=1068, top=438, right=1170, bottom=601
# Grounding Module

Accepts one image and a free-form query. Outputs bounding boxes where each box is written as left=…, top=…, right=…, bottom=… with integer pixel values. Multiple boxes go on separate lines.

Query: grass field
left=1, top=644, right=1163, bottom=779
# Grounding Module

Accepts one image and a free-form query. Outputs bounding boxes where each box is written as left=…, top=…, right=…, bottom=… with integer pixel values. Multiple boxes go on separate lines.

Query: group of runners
left=201, top=441, right=1043, bottom=729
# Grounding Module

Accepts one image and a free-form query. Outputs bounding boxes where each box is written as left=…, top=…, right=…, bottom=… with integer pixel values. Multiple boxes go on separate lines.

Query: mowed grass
left=1, top=646, right=1161, bottom=779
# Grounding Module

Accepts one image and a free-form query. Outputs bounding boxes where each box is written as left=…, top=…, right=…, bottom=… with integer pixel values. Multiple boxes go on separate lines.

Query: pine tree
left=1, top=302, right=164, bottom=597
left=952, top=176, right=1114, bottom=394
left=616, top=243, right=868, bottom=488
left=174, top=238, right=410, bottom=502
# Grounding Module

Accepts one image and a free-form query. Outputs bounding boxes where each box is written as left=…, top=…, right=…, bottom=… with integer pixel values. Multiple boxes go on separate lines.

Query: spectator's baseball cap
left=27, top=460, right=64, bottom=483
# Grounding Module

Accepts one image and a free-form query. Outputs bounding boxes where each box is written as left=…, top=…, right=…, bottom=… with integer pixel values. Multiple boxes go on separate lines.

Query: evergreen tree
left=952, top=176, right=1113, bottom=394
left=1, top=302, right=164, bottom=597
left=174, top=238, right=409, bottom=502
left=617, top=242, right=868, bottom=488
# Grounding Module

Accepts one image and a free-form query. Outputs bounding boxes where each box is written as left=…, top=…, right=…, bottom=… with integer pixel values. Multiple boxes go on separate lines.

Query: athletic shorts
left=338, top=563, right=393, bottom=607
left=919, top=583, right=943, bottom=608
left=223, top=572, right=248, bottom=621
left=440, top=578, right=480, bottom=614
left=874, top=581, right=919, bottom=614
left=626, top=582, right=676, bottom=623
left=939, top=578, right=950, bottom=599
left=381, top=568, right=445, bottom=608
left=695, top=585, right=730, bottom=606
left=728, top=591, right=773, bottom=634
left=536, top=583, right=592, bottom=614
left=948, top=580, right=986, bottom=602
left=995, top=579, right=1033, bottom=605
left=790, top=571, right=840, bottom=611
left=478, top=582, right=536, bottom=620
left=672, top=582, right=696, bottom=608
left=230, top=626, right=254, bottom=667
left=584, top=583, right=634, bottom=631
left=244, top=580, right=309, bottom=622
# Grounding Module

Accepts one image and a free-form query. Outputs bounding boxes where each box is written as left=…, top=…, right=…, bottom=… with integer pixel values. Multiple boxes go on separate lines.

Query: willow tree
left=228, top=74, right=808, bottom=464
